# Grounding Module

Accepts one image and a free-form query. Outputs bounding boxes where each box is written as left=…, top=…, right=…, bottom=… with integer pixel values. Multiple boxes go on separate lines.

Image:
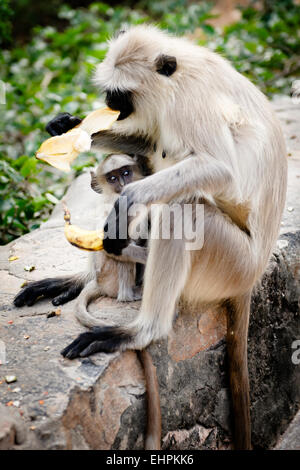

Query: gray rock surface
left=275, top=410, right=300, bottom=450
left=0, top=96, right=299, bottom=450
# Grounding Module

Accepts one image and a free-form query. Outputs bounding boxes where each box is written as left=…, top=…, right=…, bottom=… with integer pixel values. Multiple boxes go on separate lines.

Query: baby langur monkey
left=13, top=153, right=150, bottom=309
left=76, top=153, right=149, bottom=330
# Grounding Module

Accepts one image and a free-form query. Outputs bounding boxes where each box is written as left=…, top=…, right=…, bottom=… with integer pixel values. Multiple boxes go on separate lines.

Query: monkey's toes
left=61, top=330, right=104, bottom=359
left=52, top=292, right=71, bottom=306
left=61, top=326, right=132, bottom=359
left=61, top=333, right=90, bottom=359
left=13, top=293, right=26, bottom=307
left=14, top=287, right=37, bottom=307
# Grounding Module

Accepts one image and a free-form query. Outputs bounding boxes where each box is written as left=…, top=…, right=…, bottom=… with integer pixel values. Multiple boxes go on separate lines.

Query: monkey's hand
left=103, top=181, right=150, bottom=256
left=103, top=196, right=131, bottom=256
left=46, top=113, right=82, bottom=136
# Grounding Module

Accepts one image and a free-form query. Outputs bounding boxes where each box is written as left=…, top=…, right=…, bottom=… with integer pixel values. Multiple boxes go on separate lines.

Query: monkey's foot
left=13, top=279, right=58, bottom=307
left=13, top=278, right=83, bottom=307
left=61, top=326, right=132, bottom=359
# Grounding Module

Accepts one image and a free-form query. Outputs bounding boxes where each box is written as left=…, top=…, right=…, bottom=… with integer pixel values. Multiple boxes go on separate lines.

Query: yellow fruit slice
left=63, top=203, right=104, bottom=251
left=80, top=107, right=120, bottom=135
left=36, top=107, right=120, bottom=172
left=36, top=129, right=83, bottom=172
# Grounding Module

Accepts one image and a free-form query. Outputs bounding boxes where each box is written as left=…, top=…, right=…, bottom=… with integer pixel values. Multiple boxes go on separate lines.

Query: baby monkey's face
left=105, top=165, right=133, bottom=193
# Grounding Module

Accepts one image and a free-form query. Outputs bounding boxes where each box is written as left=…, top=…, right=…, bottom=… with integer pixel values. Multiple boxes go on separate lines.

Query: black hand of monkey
left=103, top=196, right=133, bottom=256
left=46, top=113, right=82, bottom=136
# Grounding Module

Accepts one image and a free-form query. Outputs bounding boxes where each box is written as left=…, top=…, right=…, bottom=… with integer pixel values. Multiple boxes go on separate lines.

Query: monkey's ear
left=115, top=29, right=126, bottom=38
left=90, top=171, right=102, bottom=194
left=155, top=55, right=177, bottom=77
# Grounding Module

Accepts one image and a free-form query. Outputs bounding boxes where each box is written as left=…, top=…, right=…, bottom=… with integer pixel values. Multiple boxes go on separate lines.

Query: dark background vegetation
left=0, top=0, right=299, bottom=244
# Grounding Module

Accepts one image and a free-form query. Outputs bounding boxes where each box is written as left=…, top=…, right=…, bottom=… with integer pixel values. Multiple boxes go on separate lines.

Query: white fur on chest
left=151, top=141, right=191, bottom=173
left=152, top=148, right=173, bottom=172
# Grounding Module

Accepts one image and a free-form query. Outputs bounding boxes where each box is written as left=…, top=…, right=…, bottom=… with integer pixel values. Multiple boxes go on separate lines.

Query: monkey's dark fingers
left=61, top=326, right=131, bottom=359
left=14, top=284, right=46, bottom=307
left=52, top=284, right=83, bottom=306
left=60, top=327, right=116, bottom=359
left=61, top=331, right=97, bottom=359
left=45, top=113, right=82, bottom=136
left=80, top=327, right=131, bottom=356
left=103, top=234, right=129, bottom=256
left=14, top=277, right=81, bottom=308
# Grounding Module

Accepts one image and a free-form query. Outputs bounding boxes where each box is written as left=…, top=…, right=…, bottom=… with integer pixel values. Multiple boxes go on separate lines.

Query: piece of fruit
left=79, top=107, right=121, bottom=135
left=36, top=128, right=87, bottom=172
left=63, top=203, right=104, bottom=251
left=36, top=107, right=120, bottom=172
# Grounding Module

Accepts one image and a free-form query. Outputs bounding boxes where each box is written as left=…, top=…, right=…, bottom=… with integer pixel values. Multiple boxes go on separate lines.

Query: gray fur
left=92, top=130, right=152, bottom=155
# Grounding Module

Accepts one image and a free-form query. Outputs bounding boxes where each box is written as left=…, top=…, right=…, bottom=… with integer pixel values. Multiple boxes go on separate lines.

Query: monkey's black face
left=106, top=165, right=133, bottom=193
left=105, top=90, right=134, bottom=121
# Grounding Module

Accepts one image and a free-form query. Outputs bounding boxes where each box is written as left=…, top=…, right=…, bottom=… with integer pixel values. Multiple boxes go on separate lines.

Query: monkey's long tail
left=75, top=279, right=105, bottom=328
left=137, top=350, right=162, bottom=450
left=226, top=291, right=252, bottom=450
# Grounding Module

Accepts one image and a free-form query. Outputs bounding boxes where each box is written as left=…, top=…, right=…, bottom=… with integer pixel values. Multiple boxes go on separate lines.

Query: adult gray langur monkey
left=47, top=26, right=287, bottom=450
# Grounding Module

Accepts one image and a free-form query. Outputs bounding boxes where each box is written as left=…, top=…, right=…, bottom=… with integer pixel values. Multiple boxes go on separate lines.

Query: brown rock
left=168, top=304, right=226, bottom=362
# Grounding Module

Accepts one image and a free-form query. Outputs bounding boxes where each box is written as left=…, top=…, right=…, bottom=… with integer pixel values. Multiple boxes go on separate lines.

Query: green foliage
left=0, top=0, right=299, bottom=244
left=140, top=0, right=216, bottom=34
left=0, top=155, right=53, bottom=244
left=207, top=1, right=300, bottom=95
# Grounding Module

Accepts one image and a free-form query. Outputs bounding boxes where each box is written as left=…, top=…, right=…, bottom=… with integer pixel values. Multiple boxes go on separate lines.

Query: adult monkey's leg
left=62, top=201, right=255, bottom=450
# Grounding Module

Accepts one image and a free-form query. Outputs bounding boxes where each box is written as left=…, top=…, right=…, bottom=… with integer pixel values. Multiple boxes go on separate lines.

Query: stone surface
left=275, top=410, right=300, bottom=450
left=0, top=96, right=299, bottom=450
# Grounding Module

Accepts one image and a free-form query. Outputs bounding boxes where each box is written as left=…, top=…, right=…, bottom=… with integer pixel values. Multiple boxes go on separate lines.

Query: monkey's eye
left=107, top=175, right=117, bottom=183
left=123, top=170, right=130, bottom=177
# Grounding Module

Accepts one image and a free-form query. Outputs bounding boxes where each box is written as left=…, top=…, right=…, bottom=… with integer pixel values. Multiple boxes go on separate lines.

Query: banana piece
left=36, top=129, right=86, bottom=172
left=63, top=203, right=104, bottom=251
left=36, top=107, right=120, bottom=172
left=79, top=107, right=120, bottom=135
